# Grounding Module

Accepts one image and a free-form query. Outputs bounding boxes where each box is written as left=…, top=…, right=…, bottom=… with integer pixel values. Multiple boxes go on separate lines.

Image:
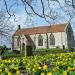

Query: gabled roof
left=13, top=23, right=68, bottom=36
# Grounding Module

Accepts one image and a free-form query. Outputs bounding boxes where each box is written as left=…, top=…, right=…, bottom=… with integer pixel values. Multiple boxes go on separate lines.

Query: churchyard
left=0, top=45, right=75, bottom=75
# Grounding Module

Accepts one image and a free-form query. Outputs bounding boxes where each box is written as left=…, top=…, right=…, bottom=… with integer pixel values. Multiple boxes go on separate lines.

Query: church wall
left=13, top=35, right=27, bottom=51
left=48, top=32, right=68, bottom=48
left=29, top=32, right=68, bottom=49
left=13, top=32, right=68, bottom=50
left=30, top=34, right=47, bottom=49
left=20, top=35, right=27, bottom=55
left=21, top=35, right=26, bottom=44
left=61, top=32, right=68, bottom=48
left=13, top=36, right=20, bottom=50
left=47, top=33, right=56, bottom=48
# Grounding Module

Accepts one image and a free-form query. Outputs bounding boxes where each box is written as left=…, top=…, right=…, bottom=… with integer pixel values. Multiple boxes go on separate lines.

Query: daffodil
left=38, top=66, right=42, bottom=69
left=53, top=66, right=59, bottom=71
left=41, top=72, right=45, bottom=75
left=62, top=71, right=67, bottom=75
left=47, top=72, right=52, bottom=75
left=16, top=70, right=20, bottom=75
left=14, top=67, right=18, bottom=70
left=43, top=64, right=48, bottom=70
left=8, top=72, right=12, bottom=75
left=0, top=69, right=2, bottom=73
left=34, top=64, right=39, bottom=70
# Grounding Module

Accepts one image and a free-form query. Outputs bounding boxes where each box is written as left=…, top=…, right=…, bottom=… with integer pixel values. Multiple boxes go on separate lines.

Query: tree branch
left=21, top=0, right=44, bottom=18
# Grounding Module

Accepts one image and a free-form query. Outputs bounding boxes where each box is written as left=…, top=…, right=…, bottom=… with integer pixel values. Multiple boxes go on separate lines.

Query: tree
left=2, top=0, right=59, bottom=23
left=1, top=0, right=75, bottom=24
left=65, top=0, right=75, bottom=8
left=0, top=10, right=14, bottom=45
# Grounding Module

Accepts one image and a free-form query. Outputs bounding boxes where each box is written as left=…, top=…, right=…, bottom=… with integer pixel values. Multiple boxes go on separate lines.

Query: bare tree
left=0, top=11, right=14, bottom=43
left=2, top=0, right=75, bottom=23
left=65, top=0, right=75, bottom=8
left=1, top=0, right=59, bottom=24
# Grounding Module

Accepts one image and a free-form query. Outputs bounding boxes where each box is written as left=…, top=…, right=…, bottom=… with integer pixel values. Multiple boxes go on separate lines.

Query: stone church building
left=12, top=23, right=74, bottom=51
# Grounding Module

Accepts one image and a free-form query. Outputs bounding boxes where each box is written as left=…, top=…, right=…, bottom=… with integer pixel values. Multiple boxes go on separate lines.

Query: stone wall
left=13, top=32, right=69, bottom=50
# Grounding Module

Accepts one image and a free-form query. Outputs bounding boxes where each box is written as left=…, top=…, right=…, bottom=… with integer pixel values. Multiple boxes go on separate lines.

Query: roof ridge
left=14, top=23, right=68, bottom=36
left=20, top=22, right=67, bottom=30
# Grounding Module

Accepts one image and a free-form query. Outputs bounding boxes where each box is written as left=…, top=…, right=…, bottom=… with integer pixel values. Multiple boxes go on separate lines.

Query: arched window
left=50, top=33, right=55, bottom=46
left=17, top=36, right=20, bottom=47
left=38, top=35, right=43, bottom=46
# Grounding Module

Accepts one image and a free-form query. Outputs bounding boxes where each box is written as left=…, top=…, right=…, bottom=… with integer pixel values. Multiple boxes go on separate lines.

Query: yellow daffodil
left=8, top=60, right=11, bottom=63
left=47, top=72, right=52, bottom=75
left=74, top=64, right=75, bottom=66
left=41, top=72, right=45, bottom=75
left=43, top=64, right=48, bottom=70
left=8, top=72, right=12, bottom=75
left=62, top=71, right=67, bottom=75
left=67, top=67, right=72, bottom=71
left=73, top=60, right=75, bottom=64
left=0, top=69, right=2, bottom=73
left=14, top=67, right=18, bottom=70
left=38, top=66, right=42, bottom=69
left=53, top=66, right=59, bottom=71
left=32, top=68, right=36, bottom=72
left=16, top=70, right=20, bottom=75
left=34, top=64, right=39, bottom=70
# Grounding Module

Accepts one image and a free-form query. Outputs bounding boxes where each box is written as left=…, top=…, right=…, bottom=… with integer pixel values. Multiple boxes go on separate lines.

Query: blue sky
left=0, top=0, right=75, bottom=47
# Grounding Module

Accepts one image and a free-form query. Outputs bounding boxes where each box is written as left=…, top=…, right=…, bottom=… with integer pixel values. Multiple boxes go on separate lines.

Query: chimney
left=18, top=25, right=21, bottom=29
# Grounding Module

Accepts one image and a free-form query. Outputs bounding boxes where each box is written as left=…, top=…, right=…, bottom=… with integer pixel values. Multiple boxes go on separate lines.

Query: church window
left=50, top=33, right=55, bottom=46
left=38, top=35, right=43, bottom=46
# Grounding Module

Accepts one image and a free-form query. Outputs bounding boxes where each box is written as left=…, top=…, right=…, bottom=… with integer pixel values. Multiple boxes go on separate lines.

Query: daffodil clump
left=0, top=52, right=75, bottom=75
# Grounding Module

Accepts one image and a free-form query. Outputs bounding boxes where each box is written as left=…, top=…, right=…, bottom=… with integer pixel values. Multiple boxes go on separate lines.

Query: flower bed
left=0, top=52, right=75, bottom=75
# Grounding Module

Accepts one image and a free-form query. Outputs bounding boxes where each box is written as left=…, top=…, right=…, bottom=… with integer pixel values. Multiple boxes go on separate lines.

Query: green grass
left=33, top=48, right=68, bottom=55
left=35, top=48, right=68, bottom=51
left=0, top=50, right=24, bottom=59
left=0, top=48, right=69, bottom=58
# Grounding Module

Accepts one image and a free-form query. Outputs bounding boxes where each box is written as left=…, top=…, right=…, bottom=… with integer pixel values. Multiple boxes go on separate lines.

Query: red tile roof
left=14, top=23, right=68, bottom=36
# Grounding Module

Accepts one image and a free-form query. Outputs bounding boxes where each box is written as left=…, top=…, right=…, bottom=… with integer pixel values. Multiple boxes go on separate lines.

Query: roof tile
left=14, top=23, right=68, bottom=36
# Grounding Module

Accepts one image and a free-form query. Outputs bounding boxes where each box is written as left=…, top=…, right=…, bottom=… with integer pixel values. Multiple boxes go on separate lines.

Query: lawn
left=0, top=52, right=75, bottom=75
left=0, top=48, right=68, bottom=58
left=33, top=48, right=68, bottom=55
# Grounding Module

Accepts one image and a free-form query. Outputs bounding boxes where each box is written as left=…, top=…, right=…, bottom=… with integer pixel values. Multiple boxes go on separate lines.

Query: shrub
left=0, top=45, right=8, bottom=55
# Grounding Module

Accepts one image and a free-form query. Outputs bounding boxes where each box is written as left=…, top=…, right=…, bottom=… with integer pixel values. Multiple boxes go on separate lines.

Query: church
left=12, top=23, right=75, bottom=51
